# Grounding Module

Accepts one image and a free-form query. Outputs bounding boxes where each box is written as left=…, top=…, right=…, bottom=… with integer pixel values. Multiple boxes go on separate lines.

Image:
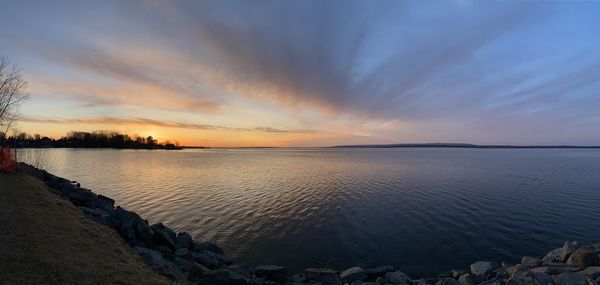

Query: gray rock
left=134, top=247, right=188, bottom=284
left=193, top=241, right=225, bottom=255
left=135, top=221, right=156, bottom=247
left=367, top=265, right=394, bottom=279
left=521, top=256, right=542, bottom=268
left=228, top=264, right=254, bottom=280
left=552, top=271, right=587, bottom=285
left=436, top=278, right=461, bottom=285
left=255, top=265, right=287, bottom=283
left=583, top=267, right=600, bottom=279
left=507, top=270, right=553, bottom=285
left=451, top=270, right=468, bottom=279
left=152, top=225, right=176, bottom=250
left=193, top=251, right=221, bottom=269
left=384, top=270, right=412, bottom=285
left=471, top=261, right=497, bottom=276
left=114, top=206, right=143, bottom=238
left=175, top=248, right=190, bottom=258
left=543, top=248, right=562, bottom=265
left=67, top=190, right=96, bottom=207
left=561, top=241, right=576, bottom=262
left=95, top=194, right=115, bottom=212
left=176, top=232, right=194, bottom=249
left=458, top=273, right=479, bottom=285
left=155, top=245, right=175, bottom=261
left=305, top=268, right=342, bottom=285
left=531, top=266, right=579, bottom=275
left=567, top=246, right=600, bottom=268
left=340, top=266, right=367, bottom=283
left=289, top=273, right=305, bottom=283
left=202, top=269, right=248, bottom=285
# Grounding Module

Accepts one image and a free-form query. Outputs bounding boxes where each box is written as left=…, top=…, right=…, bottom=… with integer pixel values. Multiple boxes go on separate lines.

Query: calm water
left=20, top=148, right=600, bottom=276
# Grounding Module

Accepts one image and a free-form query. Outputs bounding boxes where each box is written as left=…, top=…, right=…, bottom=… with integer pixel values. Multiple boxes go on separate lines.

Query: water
left=19, top=148, right=600, bottom=277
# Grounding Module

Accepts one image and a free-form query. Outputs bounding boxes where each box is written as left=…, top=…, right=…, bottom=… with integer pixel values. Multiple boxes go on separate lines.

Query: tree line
left=0, top=130, right=181, bottom=150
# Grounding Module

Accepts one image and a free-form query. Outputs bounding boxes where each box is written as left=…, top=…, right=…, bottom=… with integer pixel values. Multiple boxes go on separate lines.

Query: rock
left=289, top=273, right=305, bottom=283
left=552, top=271, right=587, bottom=285
left=255, top=265, right=288, bottom=283
left=340, top=266, right=367, bottom=283
left=567, top=246, right=600, bottom=268
left=521, top=256, right=542, bottom=268
left=193, top=251, right=221, bottom=269
left=153, top=227, right=176, bottom=250
left=193, top=241, right=225, bottom=255
left=384, top=270, right=412, bottom=285
left=531, top=266, right=579, bottom=275
left=451, top=270, right=468, bottom=279
left=175, top=248, right=190, bottom=258
left=507, top=270, right=553, bottom=285
left=176, top=232, right=194, bottom=249
left=458, top=273, right=479, bottom=285
left=584, top=267, right=600, bottom=279
left=155, top=245, right=175, bottom=261
left=543, top=248, right=562, bottom=265
left=95, top=194, right=115, bottom=212
left=68, top=190, right=96, bottom=207
left=436, top=278, right=461, bottom=285
left=305, top=268, right=342, bottom=285
left=134, top=247, right=188, bottom=284
left=561, top=241, right=576, bottom=262
left=202, top=269, right=248, bottom=285
left=135, top=221, right=156, bottom=247
left=79, top=206, right=106, bottom=217
left=471, top=261, right=497, bottom=276
left=367, top=265, right=394, bottom=279
left=228, top=264, right=254, bottom=280
left=114, top=206, right=142, bottom=239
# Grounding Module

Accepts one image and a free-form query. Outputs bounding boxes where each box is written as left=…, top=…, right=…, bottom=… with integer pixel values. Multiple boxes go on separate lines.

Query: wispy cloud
left=20, top=115, right=322, bottom=134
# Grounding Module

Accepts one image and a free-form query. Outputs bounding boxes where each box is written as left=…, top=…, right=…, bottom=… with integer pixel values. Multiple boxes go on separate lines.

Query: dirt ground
left=0, top=172, right=171, bottom=285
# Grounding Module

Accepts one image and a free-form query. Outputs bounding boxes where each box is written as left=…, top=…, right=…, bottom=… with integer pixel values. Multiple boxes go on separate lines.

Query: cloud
left=19, top=115, right=322, bottom=134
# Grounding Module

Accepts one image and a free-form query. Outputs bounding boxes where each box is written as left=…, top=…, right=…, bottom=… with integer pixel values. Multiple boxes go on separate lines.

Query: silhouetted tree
left=0, top=56, right=28, bottom=135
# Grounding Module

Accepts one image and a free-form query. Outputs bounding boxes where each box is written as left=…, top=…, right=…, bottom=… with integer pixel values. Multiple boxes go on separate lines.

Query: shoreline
left=14, top=163, right=600, bottom=284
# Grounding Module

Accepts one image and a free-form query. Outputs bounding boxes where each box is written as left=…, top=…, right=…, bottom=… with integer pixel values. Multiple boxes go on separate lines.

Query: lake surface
left=19, top=148, right=600, bottom=276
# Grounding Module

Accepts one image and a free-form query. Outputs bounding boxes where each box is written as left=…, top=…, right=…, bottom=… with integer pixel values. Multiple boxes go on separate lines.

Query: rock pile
left=19, top=163, right=600, bottom=285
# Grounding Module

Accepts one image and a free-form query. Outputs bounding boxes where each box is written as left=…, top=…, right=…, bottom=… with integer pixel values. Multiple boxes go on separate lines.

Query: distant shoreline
left=329, top=143, right=600, bottom=149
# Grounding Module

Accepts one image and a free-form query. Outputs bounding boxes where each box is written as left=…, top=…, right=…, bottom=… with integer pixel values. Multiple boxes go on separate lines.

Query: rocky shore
left=19, top=163, right=600, bottom=285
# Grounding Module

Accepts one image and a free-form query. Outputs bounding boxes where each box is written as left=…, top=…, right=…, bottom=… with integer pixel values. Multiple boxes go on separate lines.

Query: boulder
left=134, top=247, right=188, bottom=284
left=367, top=265, right=394, bottom=279
left=94, top=194, right=115, bottom=212
left=552, top=271, right=587, bottom=285
left=521, top=256, right=542, bottom=268
left=174, top=257, right=210, bottom=281
left=531, top=266, right=579, bottom=275
left=384, top=270, right=412, bottom=285
left=255, top=265, right=288, bottom=283
left=176, top=232, right=194, bottom=249
left=228, top=264, right=254, bottom=280
left=451, top=270, right=468, bottom=279
left=436, top=278, right=461, bottom=285
left=155, top=245, right=175, bottom=261
left=193, top=241, right=225, bottom=255
left=153, top=227, right=176, bottom=250
left=561, top=241, right=576, bottom=262
left=471, top=261, right=497, bottom=276
left=135, top=221, right=156, bottom=247
left=114, top=207, right=142, bottom=237
left=68, top=190, right=96, bottom=207
left=566, top=246, right=600, bottom=268
left=305, top=268, right=342, bottom=285
left=202, top=269, right=248, bottom=285
left=289, top=273, right=305, bottom=283
left=543, top=248, right=562, bottom=265
left=458, top=273, right=479, bottom=285
left=507, top=270, right=553, bottom=285
left=193, top=251, right=221, bottom=269
left=340, top=266, right=367, bottom=283
left=583, top=267, right=600, bottom=279
left=175, top=248, right=190, bottom=258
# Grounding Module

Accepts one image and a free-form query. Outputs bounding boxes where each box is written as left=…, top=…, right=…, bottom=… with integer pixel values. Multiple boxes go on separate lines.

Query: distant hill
left=330, top=143, right=600, bottom=149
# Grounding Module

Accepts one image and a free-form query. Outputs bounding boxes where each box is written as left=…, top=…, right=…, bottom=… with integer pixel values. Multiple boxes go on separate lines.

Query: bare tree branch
left=0, top=56, right=28, bottom=133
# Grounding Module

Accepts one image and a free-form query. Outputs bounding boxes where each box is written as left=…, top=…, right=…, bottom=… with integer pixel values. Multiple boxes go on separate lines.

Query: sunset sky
left=1, top=1, right=600, bottom=147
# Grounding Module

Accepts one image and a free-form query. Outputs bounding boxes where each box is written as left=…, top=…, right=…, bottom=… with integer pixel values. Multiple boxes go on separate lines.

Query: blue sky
left=1, top=0, right=599, bottom=146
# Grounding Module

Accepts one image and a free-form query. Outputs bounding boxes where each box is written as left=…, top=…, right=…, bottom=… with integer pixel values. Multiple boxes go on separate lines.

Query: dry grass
left=0, top=172, right=172, bottom=285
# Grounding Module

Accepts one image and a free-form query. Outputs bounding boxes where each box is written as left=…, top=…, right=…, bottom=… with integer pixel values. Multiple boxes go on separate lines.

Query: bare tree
left=0, top=56, right=28, bottom=135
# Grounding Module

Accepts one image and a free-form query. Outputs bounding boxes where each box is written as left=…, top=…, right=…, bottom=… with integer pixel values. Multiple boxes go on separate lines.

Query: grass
left=0, top=172, right=172, bottom=284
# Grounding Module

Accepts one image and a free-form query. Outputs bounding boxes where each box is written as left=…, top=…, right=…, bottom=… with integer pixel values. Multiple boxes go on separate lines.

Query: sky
left=1, top=0, right=599, bottom=147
